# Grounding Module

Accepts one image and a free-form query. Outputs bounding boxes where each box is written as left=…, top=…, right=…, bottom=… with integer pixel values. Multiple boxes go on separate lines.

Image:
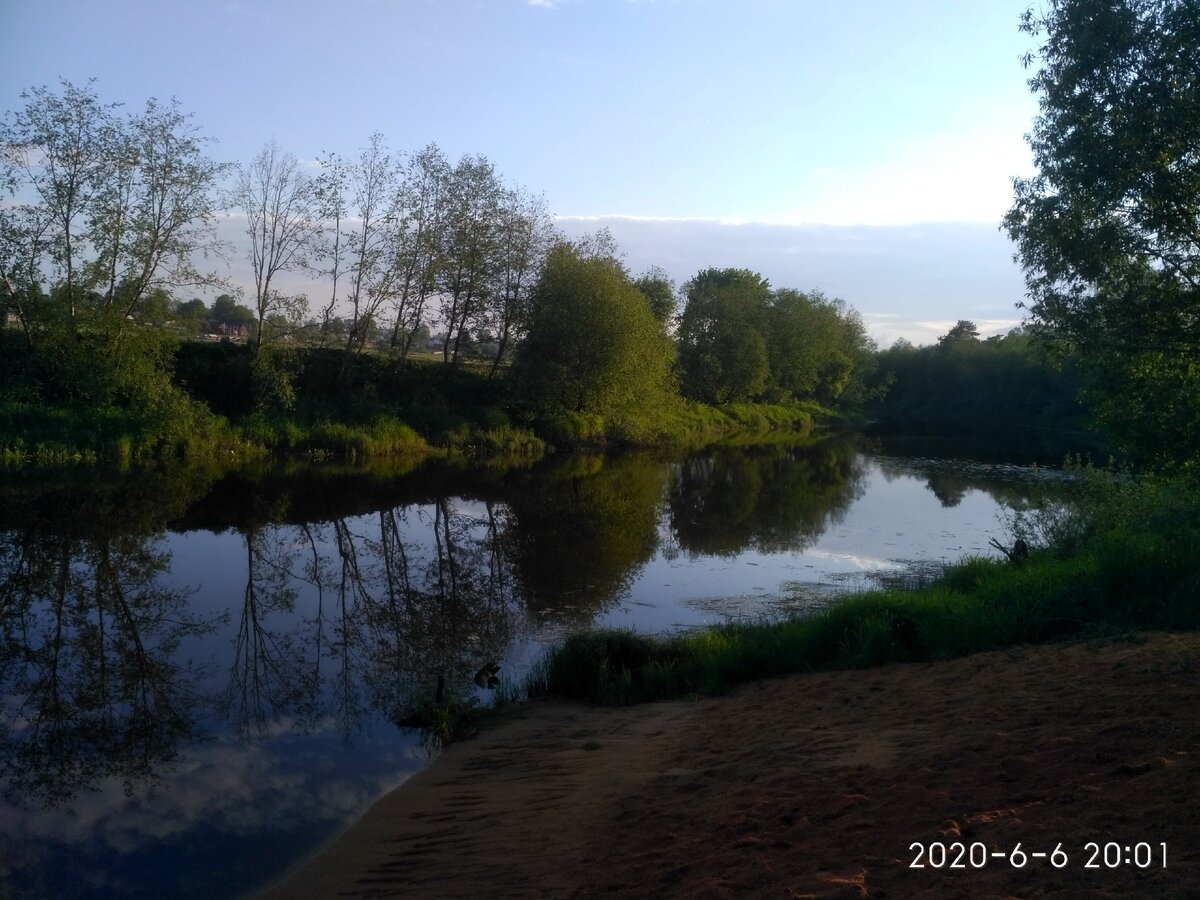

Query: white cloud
left=775, top=123, right=1037, bottom=227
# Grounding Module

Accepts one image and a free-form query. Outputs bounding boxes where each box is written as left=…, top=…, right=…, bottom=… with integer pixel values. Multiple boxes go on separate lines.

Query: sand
left=261, top=633, right=1200, bottom=899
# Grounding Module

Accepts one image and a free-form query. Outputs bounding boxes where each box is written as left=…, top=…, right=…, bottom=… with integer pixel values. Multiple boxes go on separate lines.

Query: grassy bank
left=2, top=338, right=829, bottom=465
left=0, top=400, right=263, bottom=466
left=527, top=468, right=1200, bottom=705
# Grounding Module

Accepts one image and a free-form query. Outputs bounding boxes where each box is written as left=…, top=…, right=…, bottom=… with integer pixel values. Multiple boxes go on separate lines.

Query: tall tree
left=313, top=150, right=349, bottom=349
left=1003, top=0, right=1200, bottom=463
left=485, top=186, right=554, bottom=376
left=87, top=97, right=227, bottom=330
left=938, top=319, right=981, bottom=347
left=437, top=155, right=501, bottom=365
left=234, top=140, right=318, bottom=352
left=0, top=81, right=225, bottom=341
left=387, top=143, right=448, bottom=360
left=633, top=266, right=677, bottom=327
left=338, top=132, right=402, bottom=366
left=0, top=80, right=115, bottom=331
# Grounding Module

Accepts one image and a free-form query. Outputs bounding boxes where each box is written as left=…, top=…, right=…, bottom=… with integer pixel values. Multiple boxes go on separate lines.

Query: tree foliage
left=633, top=266, right=677, bottom=326
left=1, top=80, right=226, bottom=342
left=873, top=330, right=1098, bottom=453
left=676, top=268, right=876, bottom=405
left=511, top=243, right=677, bottom=436
left=677, top=268, right=772, bottom=404
left=0, top=80, right=226, bottom=446
left=1003, top=0, right=1200, bottom=464
left=938, top=320, right=980, bottom=346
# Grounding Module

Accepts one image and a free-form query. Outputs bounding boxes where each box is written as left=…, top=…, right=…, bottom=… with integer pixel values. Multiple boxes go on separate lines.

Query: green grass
left=0, top=400, right=261, bottom=466
left=527, top=470, right=1200, bottom=705
left=528, top=400, right=825, bottom=450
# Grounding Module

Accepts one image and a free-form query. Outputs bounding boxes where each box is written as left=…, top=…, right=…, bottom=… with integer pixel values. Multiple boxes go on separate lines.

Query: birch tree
left=234, top=140, right=318, bottom=352
left=0, top=81, right=225, bottom=342
left=486, top=186, right=554, bottom=376
left=338, top=133, right=402, bottom=368
left=437, top=155, right=501, bottom=365
left=387, top=143, right=448, bottom=360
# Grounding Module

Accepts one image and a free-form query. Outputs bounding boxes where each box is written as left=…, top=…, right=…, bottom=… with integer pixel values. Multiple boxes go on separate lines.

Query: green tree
left=437, top=155, right=501, bottom=365
left=175, top=297, right=208, bottom=335
left=0, top=81, right=226, bottom=341
left=210, top=294, right=255, bottom=328
left=633, top=267, right=677, bottom=326
left=387, top=143, right=448, bottom=360
left=512, top=243, right=677, bottom=435
left=676, top=268, right=772, bottom=403
left=1003, top=0, right=1200, bottom=465
left=485, top=186, right=554, bottom=376
left=0, top=81, right=226, bottom=448
left=938, top=319, right=980, bottom=347
left=765, top=288, right=855, bottom=402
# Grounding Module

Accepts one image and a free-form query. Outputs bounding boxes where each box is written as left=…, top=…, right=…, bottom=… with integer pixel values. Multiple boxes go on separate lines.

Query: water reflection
left=218, top=500, right=522, bottom=740
left=0, top=438, right=1063, bottom=898
left=504, top=454, right=664, bottom=619
left=0, top=487, right=217, bottom=809
left=669, top=439, right=867, bottom=555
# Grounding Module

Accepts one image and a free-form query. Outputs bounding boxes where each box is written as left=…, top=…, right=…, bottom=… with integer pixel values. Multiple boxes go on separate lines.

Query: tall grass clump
left=529, top=467, right=1200, bottom=706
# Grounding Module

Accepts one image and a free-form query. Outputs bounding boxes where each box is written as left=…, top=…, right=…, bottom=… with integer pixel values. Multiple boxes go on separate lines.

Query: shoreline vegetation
left=419, top=464, right=1200, bottom=744
left=0, top=337, right=830, bottom=467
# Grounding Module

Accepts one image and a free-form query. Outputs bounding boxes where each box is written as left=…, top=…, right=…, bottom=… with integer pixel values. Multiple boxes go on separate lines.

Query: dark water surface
left=0, top=435, right=1068, bottom=898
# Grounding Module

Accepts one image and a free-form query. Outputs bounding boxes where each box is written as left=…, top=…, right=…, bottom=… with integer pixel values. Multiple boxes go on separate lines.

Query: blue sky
left=1, top=0, right=1041, bottom=344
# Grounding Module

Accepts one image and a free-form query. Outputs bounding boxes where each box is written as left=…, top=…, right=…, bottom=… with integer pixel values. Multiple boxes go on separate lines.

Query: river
left=0, top=434, right=1069, bottom=898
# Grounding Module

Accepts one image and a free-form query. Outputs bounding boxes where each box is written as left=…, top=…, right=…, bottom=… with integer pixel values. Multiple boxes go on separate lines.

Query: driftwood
left=989, top=537, right=1029, bottom=564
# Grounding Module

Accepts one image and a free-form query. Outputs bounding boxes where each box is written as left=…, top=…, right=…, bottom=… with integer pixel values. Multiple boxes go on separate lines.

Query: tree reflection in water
left=221, top=497, right=522, bottom=741
left=0, top=438, right=885, bottom=810
left=0, top=440, right=1064, bottom=899
left=503, top=454, right=665, bottom=620
left=668, top=438, right=868, bottom=556
left=0, top=526, right=214, bottom=807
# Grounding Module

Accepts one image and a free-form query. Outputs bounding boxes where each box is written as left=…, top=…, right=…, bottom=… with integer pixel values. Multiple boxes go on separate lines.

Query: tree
left=437, top=155, right=501, bottom=365
left=1003, top=0, right=1200, bottom=464
left=337, top=132, right=402, bottom=366
left=86, top=97, right=228, bottom=330
left=512, top=243, right=677, bottom=434
left=0, top=80, right=116, bottom=333
left=177, top=297, right=207, bottom=318
left=633, top=267, right=677, bottom=326
left=387, top=143, right=448, bottom=360
left=210, top=293, right=255, bottom=328
left=485, top=186, right=554, bottom=376
left=234, top=140, right=317, bottom=352
left=677, top=268, right=772, bottom=403
left=0, top=81, right=226, bottom=342
left=938, top=319, right=980, bottom=346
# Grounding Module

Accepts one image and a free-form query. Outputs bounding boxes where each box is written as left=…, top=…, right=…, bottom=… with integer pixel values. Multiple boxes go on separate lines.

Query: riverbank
left=0, top=333, right=829, bottom=466
left=260, top=632, right=1200, bottom=899
left=0, top=396, right=825, bottom=466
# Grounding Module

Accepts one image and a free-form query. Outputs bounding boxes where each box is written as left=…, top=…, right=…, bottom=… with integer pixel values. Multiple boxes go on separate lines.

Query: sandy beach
left=261, top=633, right=1199, bottom=899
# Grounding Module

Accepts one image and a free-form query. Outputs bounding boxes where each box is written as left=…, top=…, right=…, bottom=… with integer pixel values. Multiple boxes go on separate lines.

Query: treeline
left=868, top=321, right=1107, bottom=457
left=0, top=81, right=876, bottom=461
left=0, top=80, right=1120, bottom=466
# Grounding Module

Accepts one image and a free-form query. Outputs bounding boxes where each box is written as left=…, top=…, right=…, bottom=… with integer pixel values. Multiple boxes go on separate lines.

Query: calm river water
left=0, top=435, right=1067, bottom=898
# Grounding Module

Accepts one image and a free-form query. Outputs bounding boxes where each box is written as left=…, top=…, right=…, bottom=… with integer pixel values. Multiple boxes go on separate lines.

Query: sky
left=0, top=0, right=1042, bottom=345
